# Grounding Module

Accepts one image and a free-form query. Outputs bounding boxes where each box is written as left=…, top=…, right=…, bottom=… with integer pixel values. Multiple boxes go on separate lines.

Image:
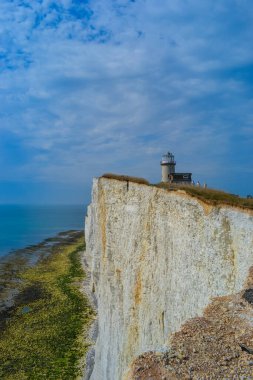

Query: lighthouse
left=160, top=152, right=176, bottom=182
left=160, top=151, right=192, bottom=184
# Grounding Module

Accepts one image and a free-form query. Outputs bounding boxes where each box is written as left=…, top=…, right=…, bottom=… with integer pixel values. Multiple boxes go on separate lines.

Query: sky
left=0, top=0, right=253, bottom=204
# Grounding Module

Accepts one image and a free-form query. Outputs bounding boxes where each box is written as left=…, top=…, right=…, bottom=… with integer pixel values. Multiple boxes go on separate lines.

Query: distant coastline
left=0, top=204, right=86, bottom=258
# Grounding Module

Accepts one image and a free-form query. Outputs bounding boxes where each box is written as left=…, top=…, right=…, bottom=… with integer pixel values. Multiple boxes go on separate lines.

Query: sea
left=0, top=205, right=86, bottom=258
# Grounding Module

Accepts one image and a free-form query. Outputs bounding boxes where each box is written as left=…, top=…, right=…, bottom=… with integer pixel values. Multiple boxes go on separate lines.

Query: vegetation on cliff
left=156, top=182, right=253, bottom=210
left=101, top=173, right=150, bottom=185
left=0, top=233, right=94, bottom=380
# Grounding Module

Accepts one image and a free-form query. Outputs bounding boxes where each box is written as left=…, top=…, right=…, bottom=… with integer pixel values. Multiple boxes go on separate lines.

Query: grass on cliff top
left=0, top=237, right=94, bottom=380
left=101, top=173, right=150, bottom=185
left=155, top=182, right=253, bottom=210
left=101, top=173, right=253, bottom=210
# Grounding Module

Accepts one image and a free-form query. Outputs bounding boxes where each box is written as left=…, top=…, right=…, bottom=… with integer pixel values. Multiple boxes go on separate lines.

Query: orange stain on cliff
left=134, top=270, right=142, bottom=306
left=99, top=184, right=107, bottom=258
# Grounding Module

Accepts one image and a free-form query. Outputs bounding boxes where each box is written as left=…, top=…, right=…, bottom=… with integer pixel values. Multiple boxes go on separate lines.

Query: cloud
left=1, top=0, right=253, bottom=202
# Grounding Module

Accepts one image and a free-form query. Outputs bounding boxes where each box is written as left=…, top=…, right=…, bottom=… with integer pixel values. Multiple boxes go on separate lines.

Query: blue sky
left=0, top=0, right=253, bottom=203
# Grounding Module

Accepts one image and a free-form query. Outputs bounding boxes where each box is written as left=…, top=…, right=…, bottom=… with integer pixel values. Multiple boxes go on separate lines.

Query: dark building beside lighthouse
left=160, top=152, right=192, bottom=184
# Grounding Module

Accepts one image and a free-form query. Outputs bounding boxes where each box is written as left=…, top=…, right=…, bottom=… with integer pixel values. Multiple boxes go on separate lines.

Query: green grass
left=155, top=182, right=253, bottom=210
left=0, top=237, right=94, bottom=380
left=101, top=173, right=150, bottom=185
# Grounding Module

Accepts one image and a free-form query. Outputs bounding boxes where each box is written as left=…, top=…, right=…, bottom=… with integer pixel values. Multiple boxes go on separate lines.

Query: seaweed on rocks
left=0, top=230, right=94, bottom=380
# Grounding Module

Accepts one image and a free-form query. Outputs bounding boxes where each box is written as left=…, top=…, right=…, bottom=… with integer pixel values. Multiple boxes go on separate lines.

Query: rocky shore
left=0, top=230, right=82, bottom=313
left=0, top=230, right=94, bottom=379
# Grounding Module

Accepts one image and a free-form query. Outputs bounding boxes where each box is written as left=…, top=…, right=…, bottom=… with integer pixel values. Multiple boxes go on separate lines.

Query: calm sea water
left=0, top=205, right=86, bottom=258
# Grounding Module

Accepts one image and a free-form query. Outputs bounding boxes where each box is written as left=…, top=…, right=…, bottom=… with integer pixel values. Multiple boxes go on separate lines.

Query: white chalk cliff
left=85, top=177, right=253, bottom=380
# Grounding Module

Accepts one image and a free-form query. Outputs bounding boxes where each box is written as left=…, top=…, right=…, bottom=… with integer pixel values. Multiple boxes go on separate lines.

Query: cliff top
left=102, top=173, right=149, bottom=185
left=101, top=173, right=253, bottom=211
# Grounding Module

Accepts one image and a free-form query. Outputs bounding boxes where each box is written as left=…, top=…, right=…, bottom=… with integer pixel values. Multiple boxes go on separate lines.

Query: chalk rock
left=85, top=177, right=253, bottom=380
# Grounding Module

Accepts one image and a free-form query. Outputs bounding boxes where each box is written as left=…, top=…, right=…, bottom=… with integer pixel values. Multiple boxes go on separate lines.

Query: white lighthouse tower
left=160, top=152, right=176, bottom=182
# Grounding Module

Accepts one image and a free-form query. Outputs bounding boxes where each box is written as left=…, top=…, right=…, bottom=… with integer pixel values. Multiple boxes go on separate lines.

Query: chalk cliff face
left=85, top=177, right=253, bottom=380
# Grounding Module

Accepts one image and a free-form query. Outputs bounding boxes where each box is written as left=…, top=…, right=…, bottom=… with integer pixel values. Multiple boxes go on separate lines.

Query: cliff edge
left=85, top=177, right=253, bottom=380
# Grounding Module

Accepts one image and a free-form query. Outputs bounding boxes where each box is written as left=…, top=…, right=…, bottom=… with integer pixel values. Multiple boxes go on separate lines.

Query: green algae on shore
left=0, top=232, right=94, bottom=380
